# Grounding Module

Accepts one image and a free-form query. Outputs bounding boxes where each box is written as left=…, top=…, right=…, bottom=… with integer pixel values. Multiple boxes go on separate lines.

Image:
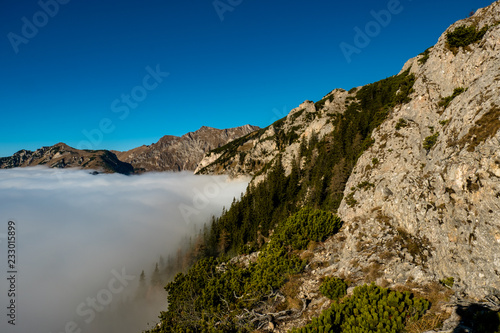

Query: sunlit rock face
left=338, top=1, right=500, bottom=300
left=115, top=125, right=259, bottom=172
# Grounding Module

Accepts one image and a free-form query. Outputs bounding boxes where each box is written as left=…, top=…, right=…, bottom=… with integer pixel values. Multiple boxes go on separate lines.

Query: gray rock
left=338, top=1, right=500, bottom=300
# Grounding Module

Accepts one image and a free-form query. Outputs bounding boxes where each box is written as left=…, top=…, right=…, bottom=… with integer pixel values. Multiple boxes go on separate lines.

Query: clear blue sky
left=0, top=0, right=494, bottom=156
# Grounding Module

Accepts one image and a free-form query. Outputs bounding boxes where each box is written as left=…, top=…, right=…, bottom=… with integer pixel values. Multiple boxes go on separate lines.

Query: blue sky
left=0, top=0, right=494, bottom=156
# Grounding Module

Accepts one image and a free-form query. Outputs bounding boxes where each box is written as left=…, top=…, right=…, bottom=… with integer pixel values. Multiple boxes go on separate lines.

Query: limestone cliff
left=337, top=2, right=500, bottom=300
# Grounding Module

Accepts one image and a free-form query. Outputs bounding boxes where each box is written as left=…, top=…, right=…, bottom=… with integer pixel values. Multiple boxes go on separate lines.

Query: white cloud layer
left=0, top=167, right=248, bottom=333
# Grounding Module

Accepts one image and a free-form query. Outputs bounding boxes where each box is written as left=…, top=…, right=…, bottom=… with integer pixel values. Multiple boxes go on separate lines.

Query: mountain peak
left=114, top=124, right=259, bottom=172
left=0, top=143, right=134, bottom=174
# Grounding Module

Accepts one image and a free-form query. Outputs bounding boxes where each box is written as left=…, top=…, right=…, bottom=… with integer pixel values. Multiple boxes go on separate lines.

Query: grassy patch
left=439, top=277, right=454, bottom=288
left=357, top=181, right=375, bottom=191
left=345, top=192, right=358, bottom=207
left=457, top=105, right=500, bottom=152
left=389, top=227, right=432, bottom=264
left=439, top=119, right=450, bottom=126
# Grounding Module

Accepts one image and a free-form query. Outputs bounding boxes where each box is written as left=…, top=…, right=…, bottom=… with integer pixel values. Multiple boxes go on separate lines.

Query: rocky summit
left=0, top=125, right=258, bottom=174
left=115, top=125, right=259, bottom=172
left=0, top=143, right=134, bottom=175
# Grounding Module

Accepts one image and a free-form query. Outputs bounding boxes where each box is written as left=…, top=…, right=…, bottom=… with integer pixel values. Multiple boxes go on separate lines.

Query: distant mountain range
left=0, top=143, right=135, bottom=174
left=0, top=125, right=259, bottom=174
left=114, top=125, right=259, bottom=172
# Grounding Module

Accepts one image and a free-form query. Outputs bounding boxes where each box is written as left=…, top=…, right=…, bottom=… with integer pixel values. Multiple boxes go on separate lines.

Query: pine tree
left=151, top=263, right=162, bottom=288
left=136, top=270, right=147, bottom=299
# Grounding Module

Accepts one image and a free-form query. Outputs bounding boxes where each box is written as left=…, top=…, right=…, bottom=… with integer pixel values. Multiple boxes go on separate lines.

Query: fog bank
left=0, top=167, right=248, bottom=333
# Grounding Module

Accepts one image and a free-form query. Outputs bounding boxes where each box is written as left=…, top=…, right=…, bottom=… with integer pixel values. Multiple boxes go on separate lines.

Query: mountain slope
left=152, top=2, right=500, bottom=332
left=194, top=93, right=344, bottom=181
left=115, top=125, right=259, bottom=172
left=336, top=2, right=500, bottom=300
left=0, top=143, right=134, bottom=174
left=195, top=3, right=500, bottom=300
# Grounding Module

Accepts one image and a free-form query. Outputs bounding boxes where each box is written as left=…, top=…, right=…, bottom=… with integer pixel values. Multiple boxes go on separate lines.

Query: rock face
left=115, top=125, right=259, bottom=172
left=0, top=143, right=134, bottom=175
left=195, top=91, right=347, bottom=182
left=199, top=2, right=500, bottom=301
left=337, top=2, right=500, bottom=300
left=0, top=125, right=258, bottom=174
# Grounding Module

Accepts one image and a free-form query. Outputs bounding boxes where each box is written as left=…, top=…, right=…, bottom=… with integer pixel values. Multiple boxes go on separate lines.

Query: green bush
left=438, top=87, right=466, bottom=109
left=418, top=47, right=432, bottom=65
left=274, top=207, right=342, bottom=250
left=149, top=207, right=343, bottom=332
left=446, top=25, right=488, bottom=49
left=320, top=277, right=348, bottom=301
left=291, top=283, right=430, bottom=333
left=395, top=118, right=408, bottom=130
left=249, top=242, right=306, bottom=292
left=423, top=133, right=439, bottom=151
left=357, top=181, right=375, bottom=191
left=345, top=192, right=357, bottom=208
left=439, top=276, right=454, bottom=288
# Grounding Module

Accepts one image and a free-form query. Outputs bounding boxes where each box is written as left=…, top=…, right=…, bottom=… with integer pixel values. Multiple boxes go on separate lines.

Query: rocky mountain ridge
left=0, top=125, right=258, bottom=174
left=115, top=124, right=259, bottom=172
left=194, top=95, right=342, bottom=183
left=143, top=3, right=500, bottom=332
left=0, top=143, right=135, bottom=174
left=196, top=1, right=500, bottom=303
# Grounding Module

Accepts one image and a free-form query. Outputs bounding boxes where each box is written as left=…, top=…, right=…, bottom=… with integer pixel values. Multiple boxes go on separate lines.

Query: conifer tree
left=151, top=263, right=162, bottom=288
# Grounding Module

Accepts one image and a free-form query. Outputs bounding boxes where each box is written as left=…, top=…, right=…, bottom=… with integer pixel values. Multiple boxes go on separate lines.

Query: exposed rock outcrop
left=116, top=125, right=259, bottom=172
left=1, top=125, right=258, bottom=174
left=0, top=143, right=134, bottom=174
left=337, top=2, right=500, bottom=300
left=195, top=92, right=347, bottom=181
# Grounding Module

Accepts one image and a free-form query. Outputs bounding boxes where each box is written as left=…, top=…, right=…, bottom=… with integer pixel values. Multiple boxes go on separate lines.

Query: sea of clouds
left=0, top=167, right=249, bottom=333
